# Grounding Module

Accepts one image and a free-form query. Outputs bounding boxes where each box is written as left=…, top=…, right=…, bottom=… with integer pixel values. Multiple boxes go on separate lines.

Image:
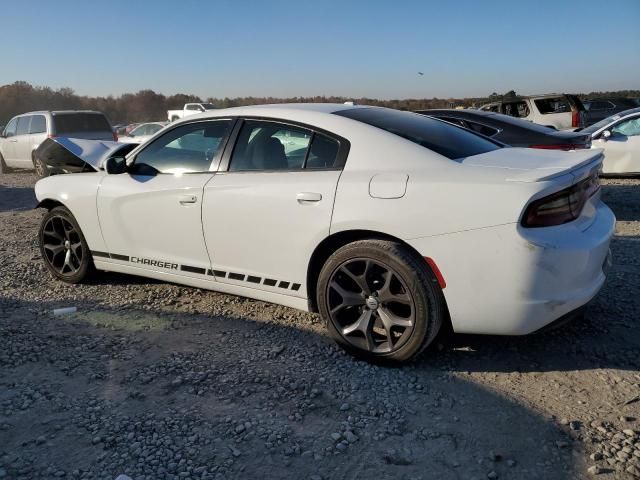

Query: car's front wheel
left=317, top=239, right=446, bottom=363
left=39, top=206, right=94, bottom=283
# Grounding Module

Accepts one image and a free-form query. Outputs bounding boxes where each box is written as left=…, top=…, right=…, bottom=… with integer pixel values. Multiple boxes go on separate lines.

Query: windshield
left=53, top=113, right=112, bottom=134
left=201, top=103, right=216, bottom=110
left=581, top=114, right=623, bottom=134
left=335, top=107, right=501, bottom=160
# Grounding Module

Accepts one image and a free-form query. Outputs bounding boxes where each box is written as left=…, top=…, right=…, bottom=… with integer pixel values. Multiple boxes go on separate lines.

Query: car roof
left=420, top=109, right=496, bottom=117
left=170, top=102, right=365, bottom=125
left=17, top=110, right=106, bottom=115
left=617, top=106, right=640, bottom=117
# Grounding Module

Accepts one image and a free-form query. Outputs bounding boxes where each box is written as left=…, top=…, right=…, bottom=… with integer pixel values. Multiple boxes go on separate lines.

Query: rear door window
left=53, top=113, right=112, bottom=134
left=29, top=115, right=46, bottom=134
left=16, top=116, right=31, bottom=136
left=229, top=121, right=312, bottom=171
left=335, top=108, right=500, bottom=160
left=305, top=134, right=340, bottom=169
left=534, top=97, right=571, bottom=114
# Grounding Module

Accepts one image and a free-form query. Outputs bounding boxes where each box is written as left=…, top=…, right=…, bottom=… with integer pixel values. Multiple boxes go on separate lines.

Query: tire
left=38, top=206, right=94, bottom=284
left=0, top=152, right=7, bottom=174
left=317, top=239, right=446, bottom=363
left=33, top=152, right=50, bottom=178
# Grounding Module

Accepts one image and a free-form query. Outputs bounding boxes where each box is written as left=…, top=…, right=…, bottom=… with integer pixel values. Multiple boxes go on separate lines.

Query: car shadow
left=601, top=183, right=640, bottom=222
left=0, top=185, right=37, bottom=213
left=0, top=296, right=581, bottom=479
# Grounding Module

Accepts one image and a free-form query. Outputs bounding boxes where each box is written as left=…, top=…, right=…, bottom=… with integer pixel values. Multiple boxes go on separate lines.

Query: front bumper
left=407, top=202, right=616, bottom=336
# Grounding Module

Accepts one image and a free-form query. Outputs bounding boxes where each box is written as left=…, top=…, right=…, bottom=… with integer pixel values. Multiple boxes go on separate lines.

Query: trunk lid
left=461, top=147, right=603, bottom=182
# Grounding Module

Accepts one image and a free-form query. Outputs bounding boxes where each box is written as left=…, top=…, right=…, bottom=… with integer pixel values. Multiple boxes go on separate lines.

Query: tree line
left=1, top=81, right=638, bottom=126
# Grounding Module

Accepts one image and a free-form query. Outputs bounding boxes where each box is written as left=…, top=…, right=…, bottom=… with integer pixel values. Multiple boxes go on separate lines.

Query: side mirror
left=602, top=130, right=611, bottom=141
left=104, top=156, right=127, bottom=174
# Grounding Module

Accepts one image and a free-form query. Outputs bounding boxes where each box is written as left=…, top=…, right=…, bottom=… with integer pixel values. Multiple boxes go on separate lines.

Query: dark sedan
left=415, top=109, right=591, bottom=150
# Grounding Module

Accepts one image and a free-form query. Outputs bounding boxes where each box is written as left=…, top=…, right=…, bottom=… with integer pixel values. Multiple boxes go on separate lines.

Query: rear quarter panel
left=34, top=173, right=107, bottom=252
left=330, top=139, right=545, bottom=240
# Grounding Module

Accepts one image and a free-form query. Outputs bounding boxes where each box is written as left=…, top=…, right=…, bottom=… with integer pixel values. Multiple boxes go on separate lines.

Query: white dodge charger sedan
left=34, top=103, right=615, bottom=362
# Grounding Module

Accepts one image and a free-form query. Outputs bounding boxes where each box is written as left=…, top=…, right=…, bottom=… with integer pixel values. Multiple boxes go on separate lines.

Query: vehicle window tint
left=53, top=113, right=112, bottom=134
left=534, top=97, right=571, bottom=114
left=229, top=120, right=312, bottom=171
left=133, top=120, right=232, bottom=174
left=3, top=118, right=18, bottom=137
left=29, top=115, right=46, bottom=134
left=16, top=116, right=31, bottom=135
left=466, top=121, right=499, bottom=137
left=305, top=134, right=339, bottom=169
left=612, top=117, right=640, bottom=137
left=186, top=104, right=202, bottom=111
left=334, top=108, right=500, bottom=160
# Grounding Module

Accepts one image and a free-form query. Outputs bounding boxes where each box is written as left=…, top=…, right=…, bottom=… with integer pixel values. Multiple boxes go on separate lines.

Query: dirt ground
left=0, top=171, right=638, bottom=480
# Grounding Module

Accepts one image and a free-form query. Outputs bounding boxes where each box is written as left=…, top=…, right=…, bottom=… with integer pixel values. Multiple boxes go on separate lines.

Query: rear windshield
left=335, top=108, right=500, bottom=160
left=53, top=113, right=112, bottom=134
left=485, top=112, right=557, bottom=133
left=534, top=97, right=571, bottom=114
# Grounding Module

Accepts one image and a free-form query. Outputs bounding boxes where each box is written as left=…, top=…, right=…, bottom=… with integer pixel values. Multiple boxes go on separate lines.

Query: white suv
left=479, top=94, right=586, bottom=130
left=0, top=110, right=115, bottom=176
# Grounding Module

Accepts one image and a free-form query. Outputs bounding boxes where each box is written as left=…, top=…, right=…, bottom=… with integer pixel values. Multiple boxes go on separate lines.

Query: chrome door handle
left=179, top=194, right=198, bottom=204
left=296, top=192, right=322, bottom=203
left=8, top=139, right=17, bottom=143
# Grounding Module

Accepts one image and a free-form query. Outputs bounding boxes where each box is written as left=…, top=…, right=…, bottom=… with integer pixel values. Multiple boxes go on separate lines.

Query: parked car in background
left=417, top=109, right=591, bottom=150
left=167, top=103, right=217, bottom=122
left=117, top=122, right=166, bottom=144
left=582, top=98, right=638, bottom=126
left=479, top=94, right=585, bottom=130
left=0, top=111, right=115, bottom=176
left=580, top=107, right=640, bottom=175
left=34, top=103, right=613, bottom=363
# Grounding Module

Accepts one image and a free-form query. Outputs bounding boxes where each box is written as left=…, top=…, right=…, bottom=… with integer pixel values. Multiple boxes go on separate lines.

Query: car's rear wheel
left=33, top=152, right=49, bottom=178
left=317, top=240, right=445, bottom=363
left=39, top=206, right=94, bottom=283
left=0, top=152, right=7, bottom=174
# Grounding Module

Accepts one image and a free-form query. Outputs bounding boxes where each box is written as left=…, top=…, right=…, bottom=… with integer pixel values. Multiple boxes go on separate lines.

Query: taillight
left=113, top=131, right=118, bottom=142
left=522, top=175, right=600, bottom=228
left=529, top=144, right=586, bottom=150
left=572, top=110, right=580, bottom=128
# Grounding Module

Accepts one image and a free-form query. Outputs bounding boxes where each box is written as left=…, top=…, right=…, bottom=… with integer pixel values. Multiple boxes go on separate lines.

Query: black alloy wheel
left=39, top=207, right=93, bottom=283
left=326, top=258, right=416, bottom=354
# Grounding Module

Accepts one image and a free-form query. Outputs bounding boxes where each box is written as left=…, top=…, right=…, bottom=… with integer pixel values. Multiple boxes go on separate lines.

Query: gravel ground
left=0, top=171, right=638, bottom=480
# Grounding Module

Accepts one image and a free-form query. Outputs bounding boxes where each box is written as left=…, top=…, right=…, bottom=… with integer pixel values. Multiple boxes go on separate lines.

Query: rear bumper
left=407, top=201, right=615, bottom=335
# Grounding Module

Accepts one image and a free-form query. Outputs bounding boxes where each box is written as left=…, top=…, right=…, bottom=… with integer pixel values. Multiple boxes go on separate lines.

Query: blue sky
left=2, top=0, right=639, bottom=99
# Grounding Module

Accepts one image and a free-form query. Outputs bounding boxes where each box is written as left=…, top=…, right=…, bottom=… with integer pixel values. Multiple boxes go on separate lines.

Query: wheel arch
left=35, top=198, right=66, bottom=211
left=306, top=229, right=449, bottom=318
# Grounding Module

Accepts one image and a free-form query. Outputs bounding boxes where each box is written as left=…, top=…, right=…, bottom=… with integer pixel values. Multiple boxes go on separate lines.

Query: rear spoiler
left=35, top=137, right=136, bottom=173
left=462, top=147, right=604, bottom=183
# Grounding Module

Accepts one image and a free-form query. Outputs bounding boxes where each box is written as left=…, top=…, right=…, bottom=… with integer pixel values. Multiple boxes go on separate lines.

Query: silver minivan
left=0, top=110, right=115, bottom=176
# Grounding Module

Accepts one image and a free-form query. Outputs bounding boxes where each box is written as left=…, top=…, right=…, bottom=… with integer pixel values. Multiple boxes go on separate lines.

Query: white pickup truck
left=167, top=103, right=217, bottom=122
